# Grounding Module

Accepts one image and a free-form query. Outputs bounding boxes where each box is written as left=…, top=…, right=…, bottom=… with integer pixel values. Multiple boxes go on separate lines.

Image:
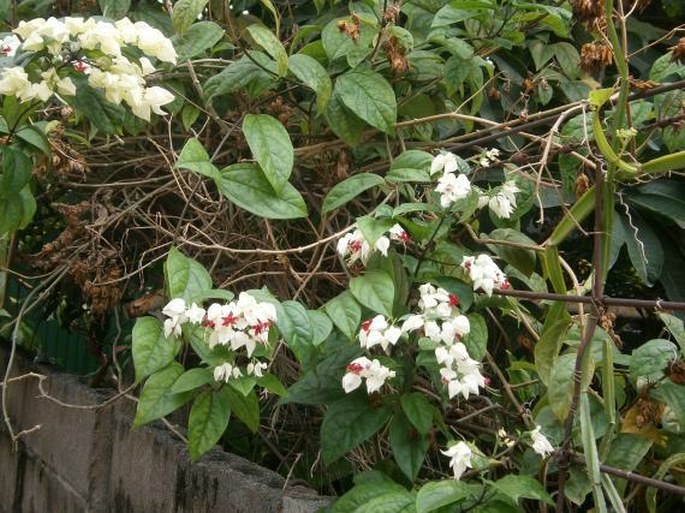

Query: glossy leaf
left=335, top=68, right=397, bottom=134
left=132, top=317, right=181, bottom=382
left=242, top=114, right=293, bottom=193
left=324, top=93, right=365, bottom=146
left=416, top=480, right=472, bottom=513
left=324, top=291, right=362, bottom=340
left=493, top=475, right=553, bottom=506
left=133, top=363, right=191, bottom=428
left=350, top=270, right=395, bottom=317
left=246, top=24, right=288, bottom=77
left=289, top=53, right=332, bottom=112
left=188, top=388, right=231, bottom=461
left=322, top=173, right=385, bottom=214
left=174, top=21, right=225, bottom=60
left=400, top=393, right=434, bottom=435
left=171, top=367, right=215, bottom=394
left=276, top=300, right=314, bottom=365
left=223, top=385, right=260, bottom=432
left=629, top=339, right=678, bottom=384
left=216, top=163, right=307, bottom=219
left=390, top=413, right=429, bottom=481
left=164, top=246, right=213, bottom=303
left=175, top=138, right=219, bottom=179
left=172, top=0, right=208, bottom=35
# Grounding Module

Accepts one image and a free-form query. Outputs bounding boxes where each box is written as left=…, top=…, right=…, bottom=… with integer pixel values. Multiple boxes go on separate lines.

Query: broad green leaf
left=1, top=146, right=32, bottom=197
left=324, top=93, right=365, bottom=146
left=651, top=382, right=685, bottom=428
left=259, top=0, right=280, bottom=34
left=72, top=76, right=124, bottom=133
left=228, top=375, right=257, bottom=397
left=400, top=393, right=434, bottom=435
left=463, top=313, right=487, bottom=361
left=390, top=413, right=429, bottom=481
left=534, top=307, right=571, bottom=386
left=133, top=363, right=191, bottom=427
left=171, top=367, right=214, bottom=393
left=257, top=373, right=287, bottom=396
left=175, top=138, right=219, bottom=179
left=216, top=163, right=307, bottom=219
left=164, top=246, right=213, bottom=303
left=242, top=114, right=293, bottom=193
left=493, top=475, right=553, bottom=506
left=98, top=0, right=130, bottom=18
left=659, top=313, right=685, bottom=352
left=324, top=291, right=362, bottom=340
left=276, top=300, right=314, bottom=365
left=605, top=433, right=652, bottom=476
left=386, top=150, right=433, bottom=183
left=322, top=173, right=385, bottom=214
left=357, top=216, right=394, bottom=248
left=335, top=68, right=397, bottom=134
left=308, top=310, right=333, bottom=346
left=620, top=212, right=662, bottom=286
left=188, top=388, right=231, bottom=461
left=350, top=270, right=395, bottom=317
left=321, top=17, right=375, bottom=65
left=15, top=125, right=50, bottom=155
left=484, top=228, right=537, bottom=277
left=553, top=42, right=580, bottom=77
left=549, top=352, right=580, bottom=422
left=416, top=480, right=472, bottom=513
left=132, top=317, right=181, bottom=382
left=288, top=53, right=332, bottom=112
left=172, top=0, right=208, bottom=35
left=629, top=339, right=678, bottom=384
left=180, top=104, right=200, bottom=130
left=245, top=24, right=288, bottom=76
left=173, top=21, right=225, bottom=60
left=321, top=393, right=391, bottom=463
left=0, top=186, right=36, bottom=232
left=333, top=481, right=413, bottom=513
left=205, top=55, right=275, bottom=99
left=223, top=386, right=260, bottom=432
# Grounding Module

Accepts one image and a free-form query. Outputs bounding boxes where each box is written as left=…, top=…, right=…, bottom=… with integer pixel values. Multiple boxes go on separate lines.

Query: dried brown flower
left=580, top=42, right=614, bottom=72
left=337, top=14, right=361, bottom=43
left=570, top=0, right=602, bottom=22
left=670, top=37, right=685, bottom=64
left=384, top=36, right=409, bottom=74
left=383, top=2, right=401, bottom=24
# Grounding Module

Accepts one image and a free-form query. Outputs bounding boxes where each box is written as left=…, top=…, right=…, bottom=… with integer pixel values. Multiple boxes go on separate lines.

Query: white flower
left=41, top=68, right=75, bottom=96
left=129, top=86, right=175, bottom=121
left=375, top=236, right=390, bottom=257
left=0, top=67, right=32, bottom=101
left=342, top=357, right=396, bottom=394
left=0, top=35, right=21, bottom=56
left=461, top=254, right=509, bottom=296
left=430, top=152, right=458, bottom=175
left=441, top=441, right=473, bottom=480
left=530, top=426, right=555, bottom=457
left=388, top=224, right=411, bottom=244
left=214, top=362, right=241, bottom=383
left=478, top=148, right=500, bottom=167
left=401, top=314, right=424, bottom=333
left=185, top=302, right=206, bottom=324
left=134, top=22, right=177, bottom=64
left=359, top=315, right=401, bottom=352
left=436, top=172, right=471, bottom=208
left=488, top=193, right=514, bottom=219
left=247, top=361, right=267, bottom=377
left=162, top=298, right=188, bottom=337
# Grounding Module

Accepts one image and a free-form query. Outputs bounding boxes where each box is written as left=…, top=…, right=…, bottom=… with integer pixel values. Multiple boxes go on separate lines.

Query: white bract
left=461, top=254, right=509, bottom=296
left=530, top=426, right=555, bottom=457
left=487, top=181, right=520, bottom=219
left=478, top=148, right=500, bottom=167
left=162, top=298, right=188, bottom=337
left=359, top=315, right=402, bottom=352
left=342, top=357, right=396, bottom=394
left=430, top=152, right=459, bottom=175
left=213, top=362, right=242, bottom=383
left=336, top=229, right=390, bottom=266
left=441, top=441, right=473, bottom=480
left=436, top=172, right=471, bottom=208
left=0, top=16, right=176, bottom=120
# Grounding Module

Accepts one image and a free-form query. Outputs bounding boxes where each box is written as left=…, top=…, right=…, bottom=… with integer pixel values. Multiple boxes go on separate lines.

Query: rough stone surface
left=1, top=348, right=333, bottom=512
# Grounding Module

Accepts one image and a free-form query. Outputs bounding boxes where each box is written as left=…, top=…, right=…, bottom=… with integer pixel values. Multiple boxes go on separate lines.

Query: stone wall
left=0, top=348, right=331, bottom=513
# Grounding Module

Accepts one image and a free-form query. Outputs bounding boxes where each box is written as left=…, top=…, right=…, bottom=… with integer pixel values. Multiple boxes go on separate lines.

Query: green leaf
left=257, top=373, right=287, bottom=396
left=386, top=150, right=432, bottom=183
left=1, top=146, right=32, bottom=197
left=629, top=339, right=678, bottom=384
left=400, top=393, right=434, bottom=435
left=321, top=17, right=375, bottom=65
left=242, top=114, right=293, bottom=193
left=15, top=125, right=50, bottom=155
left=216, top=163, right=307, bottom=219
left=325, top=291, right=362, bottom=340
left=132, top=317, right=181, bottom=382
left=0, top=186, right=36, bottom=232
left=333, top=481, right=414, bottom=513
left=548, top=352, right=581, bottom=422
left=228, top=375, right=257, bottom=397
left=308, top=310, right=333, bottom=346
left=222, top=386, right=260, bottom=432
left=463, top=313, right=487, bottom=361
left=180, top=105, right=200, bottom=131
left=357, top=216, right=394, bottom=248
left=322, top=174, right=385, bottom=214
left=416, top=480, right=472, bottom=513
left=651, top=382, right=685, bottom=427
left=534, top=310, right=571, bottom=386
left=276, top=300, right=314, bottom=365
left=133, top=363, right=191, bottom=427
left=175, top=138, right=219, bottom=179
left=259, top=0, right=280, bottom=34
left=659, top=313, right=685, bottom=352
left=164, top=247, right=213, bottom=303
left=72, top=77, right=124, bottom=133
left=552, top=42, right=580, bottom=77
left=288, top=53, right=332, bottom=113
left=605, top=433, right=652, bottom=475
left=188, top=388, right=232, bottom=461
left=173, top=21, right=224, bottom=60
left=390, top=413, right=429, bottom=481
left=245, top=24, right=288, bottom=77
left=335, top=68, right=397, bottom=134
left=350, top=270, right=395, bottom=317
left=493, top=475, right=553, bottom=506
left=172, top=0, right=208, bottom=35
left=484, top=228, right=537, bottom=277
left=98, top=0, right=130, bottom=18
left=324, top=93, right=365, bottom=146
left=205, top=55, right=274, bottom=99
left=619, top=212, right=663, bottom=286
left=171, top=367, right=214, bottom=394
left=321, top=393, right=391, bottom=463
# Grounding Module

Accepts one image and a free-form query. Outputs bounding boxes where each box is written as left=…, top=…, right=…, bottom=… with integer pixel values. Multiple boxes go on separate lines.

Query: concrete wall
left=0, top=349, right=331, bottom=513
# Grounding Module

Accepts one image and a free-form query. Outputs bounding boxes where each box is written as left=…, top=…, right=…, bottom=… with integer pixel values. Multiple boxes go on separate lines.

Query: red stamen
left=347, top=363, right=364, bottom=374
left=222, top=313, right=238, bottom=327
left=202, top=318, right=215, bottom=329
left=360, top=319, right=372, bottom=332
left=348, top=239, right=363, bottom=253
left=449, top=294, right=460, bottom=307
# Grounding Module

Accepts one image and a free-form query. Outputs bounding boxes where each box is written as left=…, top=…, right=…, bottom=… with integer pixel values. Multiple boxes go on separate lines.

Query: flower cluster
left=530, top=426, right=555, bottom=457
left=429, top=151, right=520, bottom=218
left=441, top=441, right=473, bottom=480
left=213, top=360, right=267, bottom=383
left=342, top=356, right=396, bottom=394
left=0, top=16, right=176, bottom=120
left=337, top=223, right=410, bottom=266
left=163, top=293, right=277, bottom=356
left=431, top=152, right=472, bottom=209
left=461, top=254, right=509, bottom=296
left=403, top=284, right=486, bottom=400
left=359, top=315, right=402, bottom=352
